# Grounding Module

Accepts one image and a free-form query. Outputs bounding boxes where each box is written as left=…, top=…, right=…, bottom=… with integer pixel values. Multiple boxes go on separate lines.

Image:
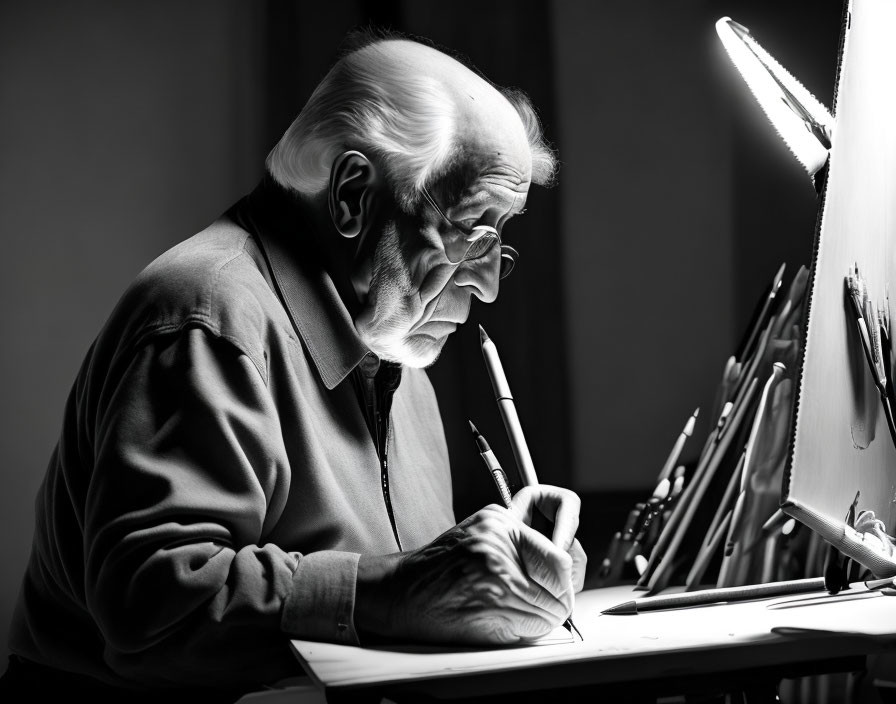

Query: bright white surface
left=290, top=585, right=896, bottom=690
left=787, top=0, right=896, bottom=555
left=716, top=16, right=832, bottom=177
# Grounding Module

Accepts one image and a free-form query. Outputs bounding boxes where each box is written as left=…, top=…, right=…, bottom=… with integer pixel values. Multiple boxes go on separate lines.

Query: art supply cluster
left=594, top=261, right=890, bottom=595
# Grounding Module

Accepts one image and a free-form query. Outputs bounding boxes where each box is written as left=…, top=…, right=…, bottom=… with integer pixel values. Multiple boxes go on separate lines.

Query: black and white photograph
left=1, top=1, right=894, bottom=703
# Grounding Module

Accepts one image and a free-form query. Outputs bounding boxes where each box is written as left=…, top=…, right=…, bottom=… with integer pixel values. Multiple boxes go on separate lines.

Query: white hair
left=501, top=87, right=558, bottom=188
left=266, top=38, right=558, bottom=208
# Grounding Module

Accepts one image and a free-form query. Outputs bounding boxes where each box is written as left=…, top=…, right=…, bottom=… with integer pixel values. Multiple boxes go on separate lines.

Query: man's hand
left=511, top=485, right=587, bottom=594
left=355, top=485, right=586, bottom=645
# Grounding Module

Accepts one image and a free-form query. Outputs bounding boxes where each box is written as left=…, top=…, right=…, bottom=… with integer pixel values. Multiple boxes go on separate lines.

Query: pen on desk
left=637, top=396, right=738, bottom=584
left=649, top=468, right=685, bottom=549
left=622, top=504, right=646, bottom=546
left=704, top=358, right=741, bottom=461
left=640, top=405, right=728, bottom=582
left=625, top=479, right=672, bottom=562
left=647, top=470, right=685, bottom=549
left=714, top=401, right=735, bottom=441
left=725, top=363, right=787, bottom=557
left=641, top=377, right=759, bottom=594
left=657, top=408, right=699, bottom=483
left=655, top=469, right=685, bottom=526
left=597, top=531, right=623, bottom=582
left=599, top=505, right=643, bottom=580
left=702, top=450, right=744, bottom=552
left=711, top=356, right=737, bottom=416
left=479, top=325, right=538, bottom=487
left=737, top=262, right=786, bottom=362
left=602, top=577, right=827, bottom=615
left=764, top=576, right=896, bottom=610
left=684, top=509, right=733, bottom=591
left=468, top=420, right=582, bottom=641
left=469, top=420, right=513, bottom=507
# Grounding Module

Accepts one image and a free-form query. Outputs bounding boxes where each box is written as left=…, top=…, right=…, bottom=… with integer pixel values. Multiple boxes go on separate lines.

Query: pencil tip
left=601, top=601, right=638, bottom=616
left=479, top=324, right=489, bottom=343
left=468, top=420, right=479, bottom=435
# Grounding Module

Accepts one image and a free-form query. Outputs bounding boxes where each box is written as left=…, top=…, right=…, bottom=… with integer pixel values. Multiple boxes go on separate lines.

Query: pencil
left=469, top=420, right=513, bottom=507
left=685, top=509, right=733, bottom=591
left=479, top=325, right=538, bottom=487
left=643, top=378, right=760, bottom=594
left=736, top=262, right=786, bottom=362
left=602, top=577, right=826, bottom=615
left=469, top=357, right=583, bottom=640
left=657, top=408, right=699, bottom=483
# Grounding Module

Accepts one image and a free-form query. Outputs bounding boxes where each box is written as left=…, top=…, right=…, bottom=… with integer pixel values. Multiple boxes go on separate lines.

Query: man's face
left=354, top=149, right=532, bottom=368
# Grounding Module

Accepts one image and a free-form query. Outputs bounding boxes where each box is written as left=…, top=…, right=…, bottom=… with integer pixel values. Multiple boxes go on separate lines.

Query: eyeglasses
left=419, top=186, right=518, bottom=280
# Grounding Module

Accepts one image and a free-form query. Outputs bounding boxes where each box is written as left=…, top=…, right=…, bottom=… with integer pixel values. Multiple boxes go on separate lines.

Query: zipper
left=361, top=364, right=401, bottom=552
left=377, top=403, right=402, bottom=551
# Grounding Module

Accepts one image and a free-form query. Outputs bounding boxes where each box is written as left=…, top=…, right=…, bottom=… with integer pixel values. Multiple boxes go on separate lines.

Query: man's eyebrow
left=452, top=191, right=488, bottom=211
left=452, top=190, right=527, bottom=216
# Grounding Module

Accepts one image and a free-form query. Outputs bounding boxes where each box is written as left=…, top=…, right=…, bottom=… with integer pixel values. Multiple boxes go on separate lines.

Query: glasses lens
left=499, top=246, right=518, bottom=280
left=462, top=229, right=498, bottom=260
left=421, top=187, right=518, bottom=279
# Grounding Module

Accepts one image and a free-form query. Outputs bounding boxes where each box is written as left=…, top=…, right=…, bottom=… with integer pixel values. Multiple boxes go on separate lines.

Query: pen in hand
left=469, top=420, right=513, bottom=507
left=469, top=421, right=582, bottom=641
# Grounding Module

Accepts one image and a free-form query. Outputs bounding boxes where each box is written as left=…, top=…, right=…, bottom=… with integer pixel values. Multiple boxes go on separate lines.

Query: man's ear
left=328, top=150, right=378, bottom=240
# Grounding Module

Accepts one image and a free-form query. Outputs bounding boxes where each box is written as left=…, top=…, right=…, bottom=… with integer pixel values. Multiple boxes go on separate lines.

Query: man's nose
left=452, top=252, right=500, bottom=303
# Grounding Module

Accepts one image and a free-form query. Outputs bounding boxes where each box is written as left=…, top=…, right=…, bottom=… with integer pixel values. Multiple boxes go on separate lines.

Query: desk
left=290, top=585, right=896, bottom=703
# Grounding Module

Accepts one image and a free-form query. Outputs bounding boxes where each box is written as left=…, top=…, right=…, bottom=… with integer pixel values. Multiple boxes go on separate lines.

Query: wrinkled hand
left=511, top=484, right=587, bottom=594
left=356, top=486, right=585, bottom=645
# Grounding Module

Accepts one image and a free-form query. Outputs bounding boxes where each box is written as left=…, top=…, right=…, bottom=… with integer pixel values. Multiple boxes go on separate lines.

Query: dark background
left=0, top=0, right=843, bottom=665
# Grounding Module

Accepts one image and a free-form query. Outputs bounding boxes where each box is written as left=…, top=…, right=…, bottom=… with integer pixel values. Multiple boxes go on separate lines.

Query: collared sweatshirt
left=8, top=179, right=456, bottom=691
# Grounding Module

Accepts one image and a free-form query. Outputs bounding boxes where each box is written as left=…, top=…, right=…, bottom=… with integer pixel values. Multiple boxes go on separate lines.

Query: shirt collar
left=228, top=176, right=372, bottom=390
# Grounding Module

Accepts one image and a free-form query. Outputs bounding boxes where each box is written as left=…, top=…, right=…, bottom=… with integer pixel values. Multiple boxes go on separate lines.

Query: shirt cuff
left=281, top=551, right=361, bottom=645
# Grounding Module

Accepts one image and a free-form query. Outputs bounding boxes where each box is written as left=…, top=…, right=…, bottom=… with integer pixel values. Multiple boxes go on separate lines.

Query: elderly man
left=3, top=32, right=585, bottom=702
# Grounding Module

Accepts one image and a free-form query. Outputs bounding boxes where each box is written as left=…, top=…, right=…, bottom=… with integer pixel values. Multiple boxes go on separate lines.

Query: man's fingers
left=569, top=538, right=587, bottom=593
left=515, top=520, right=574, bottom=607
left=502, top=576, right=571, bottom=625
left=496, top=604, right=566, bottom=640
left=510, top=485, right=581, bottom=552
left=551, top=495, right=580, bottom=551
left=466, top=526, right=571, bottom=624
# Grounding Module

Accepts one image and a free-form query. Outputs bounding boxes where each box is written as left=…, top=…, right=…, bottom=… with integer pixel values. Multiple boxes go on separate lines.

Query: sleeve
left=84, top=325, right=360, bottom=688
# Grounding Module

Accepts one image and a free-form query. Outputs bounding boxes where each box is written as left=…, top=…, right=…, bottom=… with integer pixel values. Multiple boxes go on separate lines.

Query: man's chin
left=367, top=333, right=447, bottom=369
left=398, top=333, right=448, bottom=368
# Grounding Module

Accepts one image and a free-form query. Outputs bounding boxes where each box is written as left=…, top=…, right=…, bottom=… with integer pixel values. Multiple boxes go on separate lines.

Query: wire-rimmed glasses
left=419, top=186, right=518, bottom=280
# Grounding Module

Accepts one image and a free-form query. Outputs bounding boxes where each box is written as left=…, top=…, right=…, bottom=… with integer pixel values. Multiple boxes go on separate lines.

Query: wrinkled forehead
left=431, top=135, right=532, bottom=217
left=452, top=83, right=532, bottom=181
left=438, top=161, right=529, bottom=225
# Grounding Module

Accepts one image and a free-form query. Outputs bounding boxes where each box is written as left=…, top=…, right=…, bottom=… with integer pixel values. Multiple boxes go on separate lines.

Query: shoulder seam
left=119, top=317, right=269, bottom=385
